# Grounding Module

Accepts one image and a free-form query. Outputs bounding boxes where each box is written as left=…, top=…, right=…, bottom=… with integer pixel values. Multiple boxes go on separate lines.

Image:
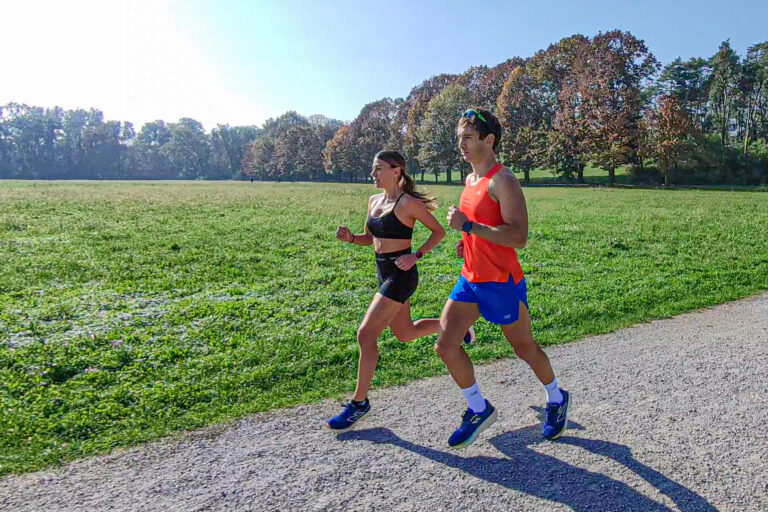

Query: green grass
left=2, top=180, right=768, bottom=475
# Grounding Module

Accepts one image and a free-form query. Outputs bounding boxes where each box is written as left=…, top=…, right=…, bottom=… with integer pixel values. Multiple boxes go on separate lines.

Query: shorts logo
left=503, top=314, right=512, bottom=319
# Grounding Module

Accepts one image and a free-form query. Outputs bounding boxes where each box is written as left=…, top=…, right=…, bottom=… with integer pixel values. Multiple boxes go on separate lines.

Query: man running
left=437, top=108, right=570, bottom=448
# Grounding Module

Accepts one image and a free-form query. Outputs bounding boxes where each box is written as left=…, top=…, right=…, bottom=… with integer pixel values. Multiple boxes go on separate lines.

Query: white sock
left=462, top=382, right=487, bottom=413
left=544, top=378, right=564, bottom=404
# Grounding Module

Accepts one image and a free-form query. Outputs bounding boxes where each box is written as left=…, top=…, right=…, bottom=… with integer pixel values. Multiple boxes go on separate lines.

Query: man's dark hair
left=457, top=108, right=502, bottom=152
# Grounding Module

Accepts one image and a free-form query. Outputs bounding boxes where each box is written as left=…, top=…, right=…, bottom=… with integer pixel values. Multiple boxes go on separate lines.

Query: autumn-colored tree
left=320, top=98, right=400, bottom=180
left=242, top=136, right=276, bottom=179
left=322, top=124, right=349, bottom=179
left=458, top=58, right=524, bottom=111
left=403, top=74, right=459, bottom=179
left=322, top=124, right=368, bottom=180
left=645, top=95, right=695, bottom=185
left=351, top=98, right=399, bottom=174
left=574, top=31, right=659, bottom=184
left=529, top=35, right=590, bottom=180
left=243, top=111, right=310, bottom=180
left=293, top=125, right=325, bottom=180
left=416, top=83, right=471, bottom=183
left=497, top=66, right=547, bottom=182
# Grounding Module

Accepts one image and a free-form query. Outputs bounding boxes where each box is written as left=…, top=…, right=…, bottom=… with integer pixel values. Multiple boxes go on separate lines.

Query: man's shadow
left=338, top=408, right=716, bottom=512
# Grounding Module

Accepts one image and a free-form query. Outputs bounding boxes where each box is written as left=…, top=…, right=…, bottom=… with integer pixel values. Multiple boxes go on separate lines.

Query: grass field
left=2, top=180, right=768, bottom=475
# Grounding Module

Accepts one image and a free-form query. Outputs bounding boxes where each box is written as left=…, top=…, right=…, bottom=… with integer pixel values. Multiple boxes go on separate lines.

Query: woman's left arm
left=395, top=198, right=446, bottom=270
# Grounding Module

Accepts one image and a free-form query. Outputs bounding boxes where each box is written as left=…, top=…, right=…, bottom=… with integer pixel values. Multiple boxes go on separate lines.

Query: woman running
left=328, top=150, right=471, bottom=430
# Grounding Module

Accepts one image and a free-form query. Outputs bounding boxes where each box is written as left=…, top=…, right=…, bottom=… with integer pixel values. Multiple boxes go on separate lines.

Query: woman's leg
left=388, top=299, right=441, bottom=343
left=352, top=292, right=405, bottom=401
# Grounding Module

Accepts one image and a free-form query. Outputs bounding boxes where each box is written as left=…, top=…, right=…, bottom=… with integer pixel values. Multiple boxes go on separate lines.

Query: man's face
left=457, top=124, right=491, bottom=163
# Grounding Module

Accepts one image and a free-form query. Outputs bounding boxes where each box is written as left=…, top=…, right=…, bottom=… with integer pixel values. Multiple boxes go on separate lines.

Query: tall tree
left=739, top=42, right=768, bottom=154
left=497, top=66, right=548, bottom=182
left=645, top=95, right=695, bottom=185
left=82, top=118, right=124, bottom=178
left=163, top=118, right=211, bottom=178
left=293, top=124, right=325, bottom=180
left=529, top=34, right=590, bottom=180
left=352, top=98, right=399, bottom=176
left=0, top=105, right=10, bottom=178
left=462, top=58, right=525, bottom=110
left=242, top=136, right=277, bottom=180
left=210, top=124, right=260, bottom=178
left=575, top=31, right=659, bottom=184
left=709, top=41, right=740, bottom=146
left=261, top=111, right=308, bottom=138
left=656, top=57, right=712, bottom=131
left=403, top=74, right=459, bottom=179
left=416, top=83, right=471, bottom=183
left=131, top=120, right=173, bottom=179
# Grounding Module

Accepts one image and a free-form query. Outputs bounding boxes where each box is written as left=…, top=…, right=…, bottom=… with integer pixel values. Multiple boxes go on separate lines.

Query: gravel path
left=2, top=293, right=767, bottom=512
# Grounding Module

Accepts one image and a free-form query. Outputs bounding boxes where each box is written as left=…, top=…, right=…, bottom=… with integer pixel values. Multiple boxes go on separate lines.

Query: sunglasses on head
left=462, top=109, right=487, bottom=124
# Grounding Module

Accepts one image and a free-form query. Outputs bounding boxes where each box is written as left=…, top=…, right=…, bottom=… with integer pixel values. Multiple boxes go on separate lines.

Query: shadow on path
left=338, top=410, right=716, bottom=512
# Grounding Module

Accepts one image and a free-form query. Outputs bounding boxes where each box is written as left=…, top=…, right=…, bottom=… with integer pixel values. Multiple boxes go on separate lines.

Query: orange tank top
left=459, top=163, right=525, bottom=284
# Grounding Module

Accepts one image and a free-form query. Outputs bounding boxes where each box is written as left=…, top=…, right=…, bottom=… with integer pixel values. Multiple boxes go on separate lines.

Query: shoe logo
left=556, top=406, right=566, bottom=423
left=471, top=415, right=483, bottom=424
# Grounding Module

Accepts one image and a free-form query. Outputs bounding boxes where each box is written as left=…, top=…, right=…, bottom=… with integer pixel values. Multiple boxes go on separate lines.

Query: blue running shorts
left=449, top=275, right=528, bottom=325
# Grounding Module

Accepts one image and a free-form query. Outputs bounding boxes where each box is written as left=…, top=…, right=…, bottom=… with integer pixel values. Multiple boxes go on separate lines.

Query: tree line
left=0, top=105, right=343, bottom=180
left=2, top=31, right=767, bottom=185
left=322, top=32, right=768, bottom=186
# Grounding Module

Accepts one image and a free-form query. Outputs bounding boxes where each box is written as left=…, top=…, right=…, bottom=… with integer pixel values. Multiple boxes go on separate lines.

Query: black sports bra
left=366, top=193, right=414, bottom=240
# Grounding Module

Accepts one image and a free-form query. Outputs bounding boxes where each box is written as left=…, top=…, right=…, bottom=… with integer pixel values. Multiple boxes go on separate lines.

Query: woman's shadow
left=337, top=409, right=716, bottom=512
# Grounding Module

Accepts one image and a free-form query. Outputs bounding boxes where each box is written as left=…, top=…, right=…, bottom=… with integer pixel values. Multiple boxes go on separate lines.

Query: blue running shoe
left=463, top=326, right=476, bottom=345
left=327, top=400, right=370, bottom=431
left=542, top=389, right=571, bottom=440
left=448, top=400, right=498, bottom=448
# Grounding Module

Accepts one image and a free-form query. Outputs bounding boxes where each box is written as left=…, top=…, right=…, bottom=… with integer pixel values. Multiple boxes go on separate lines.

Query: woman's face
left=370, top=158, right=401, bottom=189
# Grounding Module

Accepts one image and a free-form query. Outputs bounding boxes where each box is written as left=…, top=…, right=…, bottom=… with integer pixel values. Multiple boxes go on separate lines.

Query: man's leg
left=501, top=300, right=571, bottom=440
left=434, top=299, right=480, bottom=389
left=435, top=299, right=498, bottom=448
left=499, top=300, right=555, bottom=386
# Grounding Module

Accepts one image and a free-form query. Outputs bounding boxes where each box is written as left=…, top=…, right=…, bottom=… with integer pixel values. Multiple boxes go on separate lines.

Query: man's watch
left=415, top=250, right=424, bottom=260
left=461, top=221, right=474, bottom=234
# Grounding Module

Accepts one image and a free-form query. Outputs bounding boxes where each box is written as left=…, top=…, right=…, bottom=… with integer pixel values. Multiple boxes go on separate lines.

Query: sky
left=2, top=0, right=766, bottom=131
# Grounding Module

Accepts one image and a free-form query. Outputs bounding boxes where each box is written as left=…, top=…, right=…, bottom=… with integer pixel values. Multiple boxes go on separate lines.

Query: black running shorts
left=375, top=248, right=418, bottom=304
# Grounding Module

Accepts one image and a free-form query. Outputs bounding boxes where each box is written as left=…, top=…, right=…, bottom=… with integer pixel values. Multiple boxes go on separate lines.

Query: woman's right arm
left=335, top=195, right=374, bottom=246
